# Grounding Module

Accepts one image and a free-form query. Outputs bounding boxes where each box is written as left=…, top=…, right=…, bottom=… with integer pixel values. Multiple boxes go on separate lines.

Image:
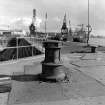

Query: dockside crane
left=29, top=9, right=37, bottom=36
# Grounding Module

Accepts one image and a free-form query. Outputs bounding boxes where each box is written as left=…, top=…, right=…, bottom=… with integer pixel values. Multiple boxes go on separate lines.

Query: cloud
left=53, top=17, right=61, bottom=22
left=0, top=0, right=105, bottom=35
left=0, top=16, right=11, bottom=25
left=0, top=16, right=42, bottom=30
left=11, top=17, right=42, bottom=27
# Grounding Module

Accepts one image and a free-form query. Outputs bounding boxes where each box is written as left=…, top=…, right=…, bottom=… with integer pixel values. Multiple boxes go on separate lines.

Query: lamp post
left=87, top=0, right=90, bottom=45
left=87, top=0, right=92, bottom=45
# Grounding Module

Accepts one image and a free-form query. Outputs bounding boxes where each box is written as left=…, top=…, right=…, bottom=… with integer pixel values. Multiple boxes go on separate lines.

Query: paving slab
left=12, top=96, right=105, bottom=105
left=81, top=52, right=105, bottom=61
left=81, top=53, right=97, bottom=60
left=8, top=68, right=105, bottom=105
left=76, top=66, right=105, bottom=85
left=9, top=81, right=64, bottom=105
left=39, top=96, right=105, bottom=105
left=62, top=53, right=83, bottom=60
left=63, top=53, right=105, bottom=85
left=71, top=60, right=105, bottom=67
left=0, top=93, right=9, bottom=105
left=1, top=52, right=105, bottom=105
left=69, top=52, right=105, bottom=67
left=24, top=62, right=42, bottom=75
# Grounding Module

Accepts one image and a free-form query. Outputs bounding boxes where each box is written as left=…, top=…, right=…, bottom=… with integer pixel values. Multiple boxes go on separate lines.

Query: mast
left=87, top=0, right=89, bottom=44
left=33, top=9, right=37, bottom=35
left=69, top=20, right=72, bottom=34
left=69, top=20, right=71, bottom=29
left=45, top=13, right=47, bottom=37
left=32, top=9, right=36, bottom=24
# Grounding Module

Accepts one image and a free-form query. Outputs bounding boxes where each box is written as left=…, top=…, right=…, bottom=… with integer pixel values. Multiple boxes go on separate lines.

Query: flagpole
left=45, top=20, right=46, bottom=35
left=45, top=13, right=47, bottom=38
left=87, top=0, right=89, bottom=45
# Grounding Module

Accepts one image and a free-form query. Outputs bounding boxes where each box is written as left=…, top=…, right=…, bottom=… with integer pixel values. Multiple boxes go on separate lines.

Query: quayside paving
left=1, top=42, right=105, bottom=105
left=3, top=52, right=105, bottom=105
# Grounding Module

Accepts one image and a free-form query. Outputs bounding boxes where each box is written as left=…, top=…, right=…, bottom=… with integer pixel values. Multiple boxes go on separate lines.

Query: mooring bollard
left=41, top=40, right=67, bottom=81
left=90, top=45, right=97, bottom=53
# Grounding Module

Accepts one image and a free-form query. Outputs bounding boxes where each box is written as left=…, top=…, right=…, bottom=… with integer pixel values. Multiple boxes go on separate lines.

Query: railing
left=0, top=37, right=45, bottom=62
left=25, top=37, right=45, bottom=53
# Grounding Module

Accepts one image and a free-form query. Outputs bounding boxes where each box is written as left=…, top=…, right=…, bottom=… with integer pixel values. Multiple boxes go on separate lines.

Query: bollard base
left=91, top=46, right=96, bottom=53
left=40, top=63, right=68, bottom=82
left=89, top=45, right=97, bottom=53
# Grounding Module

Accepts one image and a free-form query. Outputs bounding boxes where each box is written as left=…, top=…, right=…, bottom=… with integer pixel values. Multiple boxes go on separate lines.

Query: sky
left=0, top=0, right=104, bottom=36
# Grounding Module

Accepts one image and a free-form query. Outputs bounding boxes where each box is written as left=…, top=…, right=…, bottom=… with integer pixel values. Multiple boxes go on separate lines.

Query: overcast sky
left=0, top=0, right=104, bottom=35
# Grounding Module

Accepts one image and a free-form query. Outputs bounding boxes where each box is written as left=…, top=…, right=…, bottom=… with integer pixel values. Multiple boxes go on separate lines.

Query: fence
left=0, top=37, right=45, bottom=62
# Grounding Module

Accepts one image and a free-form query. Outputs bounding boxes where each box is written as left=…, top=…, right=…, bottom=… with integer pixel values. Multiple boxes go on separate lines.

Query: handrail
left=0, top=37, right=45, bottom=62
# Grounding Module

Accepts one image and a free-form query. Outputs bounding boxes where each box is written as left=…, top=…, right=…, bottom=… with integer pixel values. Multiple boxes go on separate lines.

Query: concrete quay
left=1, top=51, right=105, bottom=105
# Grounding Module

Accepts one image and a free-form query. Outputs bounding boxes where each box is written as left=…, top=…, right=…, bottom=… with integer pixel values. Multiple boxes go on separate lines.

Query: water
left=89, top=38, right=105, bottom=46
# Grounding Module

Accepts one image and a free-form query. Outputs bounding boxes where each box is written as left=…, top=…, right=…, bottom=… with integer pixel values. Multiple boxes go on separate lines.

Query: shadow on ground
left=12, top=74, right=58, bottom=83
